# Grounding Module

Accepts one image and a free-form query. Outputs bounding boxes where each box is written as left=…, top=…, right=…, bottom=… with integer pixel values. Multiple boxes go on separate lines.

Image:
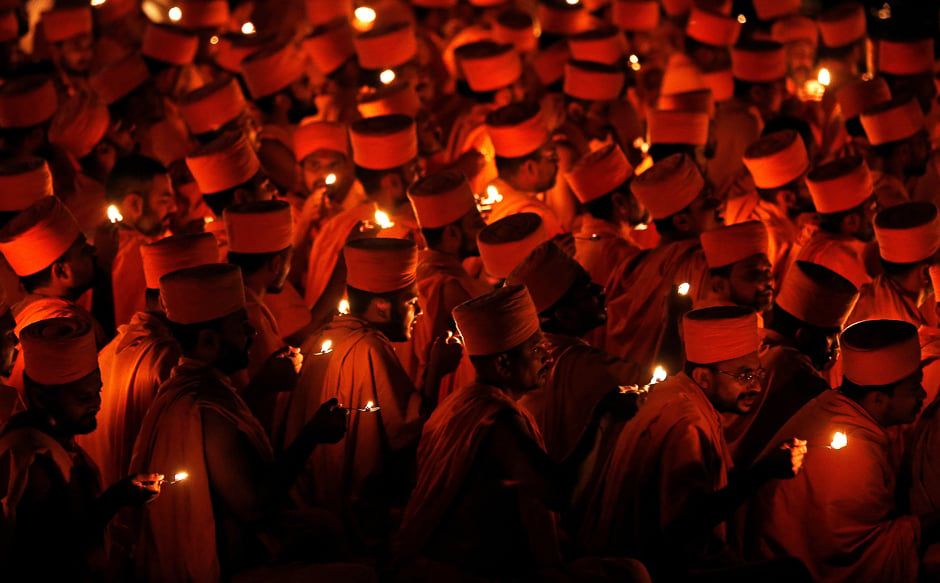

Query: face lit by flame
left=107, top=205, right=123, bottom=224
left=374, top=210, right=394, bottom=229
left=830, top=431, right=847, bottom=450
left=650, top=365, right=667, bottom=385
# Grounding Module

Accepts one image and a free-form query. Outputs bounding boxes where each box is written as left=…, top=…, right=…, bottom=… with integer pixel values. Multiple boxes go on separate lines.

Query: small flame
left=830, top=431, right=847, bottom=450
left=173, top=471, right=188, bottom=482
left=818, top=68, right=831, bottom=87
left=736, top=14, right=746, bottom=23
left=565, top=0, right=579, bottom=4
left=90, top=0, right=106, bottom=6
left=379, top=69, right=396, bottom=85
left=209, top=35, right=220, bottom=45
left=650, top=365, right=667, bottom=385
left=365, top=400, right=375, bottom=410
left=628, top=54, right=639, bottom=65
left=374, top=210, right=394, bottom=229
left=204, top=216, right=215, bottom=225
left=325, top=173, right=337, bottom=185
left=107, top=205, right=123, bottom=223
left=354, top=6, right=376, bottom=23
left=168, top=5, right=182, bottom=21
left=483, top=185, right=503, bottom=205
left=338, top=299, right=350, bottom=314
left=677, top=282, right=690, bottom=296
left=320, top=339, right=333, bottom=354
left=241, top=21, right=256, bottom=35
left=632, top=136, right=649, bottom=155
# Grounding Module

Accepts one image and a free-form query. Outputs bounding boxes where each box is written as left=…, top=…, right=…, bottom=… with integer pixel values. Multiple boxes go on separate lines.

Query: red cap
left=89, top=53, right=150, bottom=105
left=0, top=196, right=82, bottom=276
left=771, top=16, right=819, bottom=46
left=565, top=143, right=633, bottom=203
left=836, top=76, right=892, bottom=119
left=874, top=202, right=940, bottom=264
left=860, top=99, right=925, bottom=146
left=507, top=241, right=586, bottom=313
left=344, top=237, right=418, bottom=293
left=567, top=25, right=626, bottom=65
left=538, top=2, right=595, bottom=35
left=303, top=18, right=356, bottom=75
left=454, top=285, right=541, bottom=356
left=185, top=131, right=261, bottom=194
left=354, top=22, right=417, bottom=70
left=683, top=306, right=760, bottom=364
left=0, top=157, right=53, bottom=212
left=48, top=91, right=110, bottom=160
left=455, top=41, right=522, bottom=92
left=408, top=170, right=477, bottom=229
left=486, top=102, right=550, bottom=158
left=732, top=40, right=786, bottom=83
left=776, top=260, right=858, bottom=329
left=142, top=23, right=199, bottom=66
left=161, top=264, right=246, bottom=325
left=611, top=0, right=660, bottom=32
left=631, top=153, right=704, bottom=219
left=753, top=0, right=800, bottom=21
left=21, top=317, right=98, bottom=386
left=176, top=0, right=230, bottom=30
left=493, top=9, right=537, bottom=53
left=0, top=76, right=57, bottom=128
left=818, top=2, right=866, bottom=48
left=532, top=42, right=570, bottom=86
left=358, top=80, right=422, bottom=119
left=349, top=114, right=417, bottom=170
left=687, top=7, right=741, bottom=47
left=224, top=200, right=293, bottom=254
left=564, top=60, right=625, bottom=101
left=478, top=212, right=550, bottom=279
left=876, top=38, right=934, bottom=76
left=842, top=319, right=920, bottom=385
left=648, top=109, right=709, bottom=145
left=305, top=0, right=351, bottom=25
left=42, top=7, right=92, bottom=43
left=806, top=156, right=873, bottom=214
left=743, top=130, right=809, bottom=189
left=179, top=75, right=247, bottom=135
left=141, top=232, right=220, bottom=289
left=701, top=221, right=769, bottom=268
left=294, top=120, right=348, bottom=161
left=241, top=43, right=306, bottom=99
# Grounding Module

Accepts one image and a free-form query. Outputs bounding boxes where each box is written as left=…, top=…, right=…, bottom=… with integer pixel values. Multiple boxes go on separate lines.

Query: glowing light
left=168, top=5, right=182, bottom=21
left=325, top=173, right=337, bottom=185
left=817, top=68, right=831, bottom=87
left=632, top=136, right=649, bottom=155
left=173, top=471, right=188, bottom=482
left=877, top=2, right=890, bottom=19
left=736, top=14, right=746, bottom=24
left=628, top=54, right=639, bottom=65
left=374, top=209, right=394, bottom=229
left=365, top=400, right=375, bottom=410
left=319, top=339, right=333, bottom=354
left=677, top=282, right=690, bottom=296
left=209, top=35, right=219, bottom=45
left=379, top=69, right=396, bottom=84
left=204, top=216, right=215, bottom=225
left=650, top=366, right=667, bottom=385
left=354, top=6, right=376, bottom=23
left=485, top=185, right=502, bottom=204
left=90, top=0, right=106, bottom=6
left=565, top=0, right=579, bottom=4
left=241, top=21, right=256, bottom=35
left=830, top=431, right=847, bottom=450
left=107, top=205, right=123, bottom=223
left=338, top=299, right=350, bottom=314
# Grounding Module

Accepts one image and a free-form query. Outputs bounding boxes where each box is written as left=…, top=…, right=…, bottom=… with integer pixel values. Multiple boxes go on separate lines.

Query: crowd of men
left=0, top=0, right=938, bottom=581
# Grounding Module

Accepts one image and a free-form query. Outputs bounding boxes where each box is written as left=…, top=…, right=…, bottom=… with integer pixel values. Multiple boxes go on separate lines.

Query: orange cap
left=349, top=114, right=417, bottom=170
left=444, top=26, right=493, bottom=80
left=455, top=41, right=522, bottom=92
left=507, top=241, right=585, bottom=313
left=89, top=53, right=150, bottom=105
left=21, top=317, right=98, bottom=386
left=683, top=306, right=760, bottom=364
left=701, top=69, right=735, bottom=101
left=836, top=76, right=892, bottom=119
left=241, top=43, right=306, bottom=99
left=42, top=7, right=92, bottom=43
left=358, top=80, right=422, bottom=118
left=294, top=121, right=348, bottom=161
left=648, top=109, right=709, bottom=146
left=478, top=212, right=549, bottom=278
left=806, top=156, right=873, bottom=214
left=732, top=40, right=786, bottom=82
left=454, top=284, right=540, bottom=355
left=303, top=18, right=356, bottom=75
left=567, top=25, right=626, bottom=65
left=771, top=16, right=818, bottom=46
left=775, top=260, right=858, bottom=329
left=687, top=8, right=741, bottom=46
left=753, top=0, right=799, bottom=21
left=214, top=32, right=269, bottom=72
left=564, top=60, right=625, bottom=101
left=344, top=237, right=418, bottom=293
left=160, top=263, right=246, bottom=325
left=662, top=0, right=692, bottom=16
left=486, top=103, right=550, bottom=158
left=631, top=153, right=704, bottom=219
left=701, top=221, right=769, bottom=268
left=94, top=0, right=135, bottom=24
left=874, top=202, right=940, bottom=264
left=565, top=143, right=633, bottom=203
left=408, top=170, right=477, bottom=229
left=660, top=53, right=710, bottom=95
left=0, top=196, right=81, bottom=276
left=817, top=2, right=866, bottom=48
left=0, top=76, right=57, bottom=128
left=176, top=0, right=229, bottom=29
left=860, top=99, right=925, bottom=146
left=48, top=91, right=110, bottom=160
left=841, top=319, right=920, bottom=385
left=657, top=90, right=715, bottom=116
left=611, top=0, right=660, bottom=31
left=354, top=22, right=417, bottom=70
left=304, top=0, right=351, bottom=25
left=876, top=38, right=935, bottom=76
left=538, top=2, right=594, bottom=35
left=0, top=158, right=53, bottom=211
left=186, top=131, right=261, bottom=194
left=141, top=24, right=198, bottom=66
left=493, top=9, right=537, bottom=53
left=743, top=130, right=809, bottom=189
left=141, top=232, right=219, bottom=289
left=179, top=75, right=247, bottom=135
left=532, top=42, right=570, bottom=86
left=224, top=200, right=293, bottom=254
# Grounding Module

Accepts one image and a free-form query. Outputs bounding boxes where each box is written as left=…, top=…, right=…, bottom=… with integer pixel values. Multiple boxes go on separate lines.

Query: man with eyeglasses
left=584, top=305, right=811, bottom=583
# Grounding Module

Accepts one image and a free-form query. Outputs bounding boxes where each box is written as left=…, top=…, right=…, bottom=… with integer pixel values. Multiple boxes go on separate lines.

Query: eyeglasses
left=714, top=366, right=766, bottom=385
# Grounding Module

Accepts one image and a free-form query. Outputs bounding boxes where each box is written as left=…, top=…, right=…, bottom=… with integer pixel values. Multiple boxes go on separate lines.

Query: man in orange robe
left=278, top=238, right=462, bottom=548
left=724, top=260, right=858, bottom=469
left=583, top=306, right=809, bottom=582
left=484, top=102, right=566, bottom=236
left=848, top=201, right=940, bottom=327
left=860, top=99, right=930, bottom=209
left=0, top=196, right=108, bottom=394
left=104, top=155, right=178, bottom=327
left=604, top=153, right=718, bottom=370
left=394, top=284, right=650, bottom=582
left=131, top=264, right=366, bottom=583
left=407, top=170, right=490, bottom=404
left=78, top=232, right=218, bottom=486
left=748, top=319, right=935, bottom=583
left=0, top=317, right=160, bottom=581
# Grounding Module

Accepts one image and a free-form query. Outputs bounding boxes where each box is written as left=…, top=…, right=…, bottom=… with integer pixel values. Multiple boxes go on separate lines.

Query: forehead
left=304, top=150, right=346, bottom=166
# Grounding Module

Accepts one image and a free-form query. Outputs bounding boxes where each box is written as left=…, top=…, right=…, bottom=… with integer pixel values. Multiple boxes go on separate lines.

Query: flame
left=204, top=216, right=215, bottom=225
left=241, top=21, right=256, bottom=35
left=325, top=173, right=337, bottom=185
left=628, top=54, right=639, bottom=65
left=173, top=471, right=188, bottom=482
left=632, top=136, right=649, bottom=155
left=677, top=282, right=690, bottom=296
left=830, top=431, right=847, bottom=450
left=365, top=400, right=375, bottom=410
left=565, top=0, right=579, bottom=4
left=168, top=5, right=182, bottom=21
left=817, top=68, right=831, bottom=87
left=650, top=365, right=667, bottom=385
left=353, top=5, right=376, bottom=30
left=374, top=210, right=394, bottom=229
left=338, top=299, right=350, bottom=314
left=107, top=205, right=123, bottom=223
left=209, top=35, right=220, bottom=45
left=90, top=0, right=106, bottom=6
left=320, top=339, right=333, bottom=354
left=736, top=13, right=746, bottom=23
left=483, top=185, right=503, bottom=205
left=379, top=69, right=396, bottom=85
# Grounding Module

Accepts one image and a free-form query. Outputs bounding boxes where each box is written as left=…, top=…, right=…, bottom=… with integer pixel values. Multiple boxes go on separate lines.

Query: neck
left=500, top=175, right=535, bottom=195
left=886, top=270, right=925, bottom=298
left=658, top=230, right=697, bottom=245
left=31, top=283, right=78, bottom=302
left=475, top=374, right=525, bottom=401
left=242, top=271, right=268, bottom=299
